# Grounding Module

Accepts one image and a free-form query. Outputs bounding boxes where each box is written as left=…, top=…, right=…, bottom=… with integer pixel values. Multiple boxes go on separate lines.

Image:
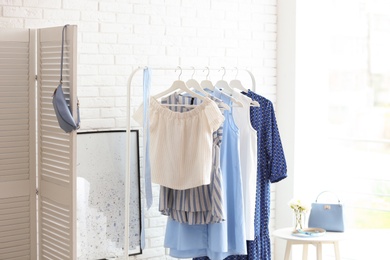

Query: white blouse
left=134, top=96, right=224, bottom=190
left=232, top=91, right=258, bottom=240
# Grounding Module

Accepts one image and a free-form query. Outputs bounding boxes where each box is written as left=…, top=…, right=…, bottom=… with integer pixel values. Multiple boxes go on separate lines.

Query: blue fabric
left=208, top=89, right=246, bottom=258
left=140, top=68, right=152, bottom=249
left=165, top=89, right=247, bottom=260
left=194, top=90, right=287, bottom=260
left=143, top=68, right=153, bottom=209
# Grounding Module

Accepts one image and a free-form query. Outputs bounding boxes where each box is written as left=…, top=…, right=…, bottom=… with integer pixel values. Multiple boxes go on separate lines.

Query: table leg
left=302, top=244, right=309, bottom=260
left=316, top=243, right=323, bottom=260
left=334, top=241, right=341, bottom=260
left=284, top=241, right=292, bottom=260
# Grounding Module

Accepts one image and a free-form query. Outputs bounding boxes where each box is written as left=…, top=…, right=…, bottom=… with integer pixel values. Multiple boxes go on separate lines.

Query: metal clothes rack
left=124, top=66, right=257, bottom=254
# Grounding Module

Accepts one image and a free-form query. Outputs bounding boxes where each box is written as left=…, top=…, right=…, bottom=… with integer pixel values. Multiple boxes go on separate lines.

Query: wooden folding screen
left=0, top=25, right=77, bottom=260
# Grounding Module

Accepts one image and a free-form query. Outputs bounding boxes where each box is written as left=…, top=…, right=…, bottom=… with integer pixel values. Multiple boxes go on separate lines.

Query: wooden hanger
left=229, top=67, right=248, bottom=93
left=214, top=67, right=243, bottom=107
left=200, top=67, right=215, bottom=90
left=186, top=67, right=210, bottom=97
left=230, top=68, right=260, bottom=107
left=215, top=67, right=235, bottom=95
left=184, top=67, right=229, bottom=111
left=153, top=67, right=206, bottom=104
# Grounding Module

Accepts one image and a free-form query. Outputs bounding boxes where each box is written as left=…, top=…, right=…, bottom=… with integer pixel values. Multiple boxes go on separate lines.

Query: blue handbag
left=52, top=25, right=80, bottom=133
left=53, top=84, right=80, bottom=133
left=308, top=191, right=345, bottom=232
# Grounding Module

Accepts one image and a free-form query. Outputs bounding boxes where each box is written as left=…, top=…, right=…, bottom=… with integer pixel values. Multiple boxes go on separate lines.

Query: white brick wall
left=0, top=0, right=278, bottom=259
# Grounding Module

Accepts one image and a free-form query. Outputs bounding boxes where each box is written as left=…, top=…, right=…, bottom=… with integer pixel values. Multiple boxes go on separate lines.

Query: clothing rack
left=124, top=66, right=257, bottom=253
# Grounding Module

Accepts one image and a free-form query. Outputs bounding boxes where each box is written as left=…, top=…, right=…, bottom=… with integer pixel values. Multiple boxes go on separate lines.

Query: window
left=327, top=0, right=390, bottom=230
left=293, top=0, right=390, bottom=259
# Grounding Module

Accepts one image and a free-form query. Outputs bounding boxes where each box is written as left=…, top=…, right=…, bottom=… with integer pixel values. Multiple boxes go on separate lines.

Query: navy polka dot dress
left=194, top=90, right=287, bottom=260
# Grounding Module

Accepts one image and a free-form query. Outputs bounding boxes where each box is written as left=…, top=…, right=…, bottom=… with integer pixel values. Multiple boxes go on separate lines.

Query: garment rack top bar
left=127, top=66, right=256, bottom=92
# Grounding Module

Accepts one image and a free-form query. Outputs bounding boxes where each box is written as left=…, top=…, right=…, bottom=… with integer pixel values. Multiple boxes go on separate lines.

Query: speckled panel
left=77, top=131, right=141, bottom=259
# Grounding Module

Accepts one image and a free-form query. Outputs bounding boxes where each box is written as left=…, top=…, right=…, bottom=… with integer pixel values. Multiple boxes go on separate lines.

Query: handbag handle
left=60, top=24, right=69, bottom=84
left=60, top=24, right=80, bottom=128
left=315, top=191, right=341, bottom=203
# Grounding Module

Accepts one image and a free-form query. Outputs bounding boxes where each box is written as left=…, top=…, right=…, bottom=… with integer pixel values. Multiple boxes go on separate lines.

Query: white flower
left=288, top=198, right=310, bottom=213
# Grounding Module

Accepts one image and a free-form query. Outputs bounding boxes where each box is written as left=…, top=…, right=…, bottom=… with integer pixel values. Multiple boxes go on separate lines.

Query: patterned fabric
left=194, top=91, right=287, bottom=260
left=159, top=93, right=226, bottom=225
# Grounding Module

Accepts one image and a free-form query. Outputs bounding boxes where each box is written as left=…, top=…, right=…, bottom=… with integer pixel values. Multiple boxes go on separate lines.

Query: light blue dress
left=196, top=90, right=288, bottom=260
left=164, top=89, right=247, bottom=259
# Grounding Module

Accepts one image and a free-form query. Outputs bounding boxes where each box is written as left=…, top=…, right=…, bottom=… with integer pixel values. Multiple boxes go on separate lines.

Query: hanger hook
left=234, top=67, right=239, bottom=79
left=175, top=66, right=182, bottom=80
left=219, top=67, right=226, bottom=80
left=203, top=67, right=210, bottom=79
left=191, top=66, right=196, bottom=79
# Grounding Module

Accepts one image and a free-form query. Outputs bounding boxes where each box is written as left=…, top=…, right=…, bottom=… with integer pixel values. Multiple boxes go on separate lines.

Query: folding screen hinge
left=36, top=189, right=39, bottom=196
left=35, top=74, right=38, bottom=81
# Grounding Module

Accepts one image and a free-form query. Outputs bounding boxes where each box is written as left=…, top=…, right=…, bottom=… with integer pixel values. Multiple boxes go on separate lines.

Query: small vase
left=293, top=210, right=304, bottom=230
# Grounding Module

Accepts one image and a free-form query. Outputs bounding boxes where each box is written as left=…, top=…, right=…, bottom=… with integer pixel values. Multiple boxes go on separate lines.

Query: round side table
left=273, top=227, right=345, bottom=260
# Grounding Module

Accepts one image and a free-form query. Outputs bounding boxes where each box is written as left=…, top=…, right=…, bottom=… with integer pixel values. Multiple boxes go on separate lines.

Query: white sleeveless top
left=134, top=96, right=224, bottom=190
left=232, top=91, right=258, bottom=240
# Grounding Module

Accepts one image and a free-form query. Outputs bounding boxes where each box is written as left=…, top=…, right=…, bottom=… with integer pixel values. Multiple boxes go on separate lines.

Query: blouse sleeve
left=265, top=101, right=287, bottom=183
left=205, top=100, right=225, bottom=132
